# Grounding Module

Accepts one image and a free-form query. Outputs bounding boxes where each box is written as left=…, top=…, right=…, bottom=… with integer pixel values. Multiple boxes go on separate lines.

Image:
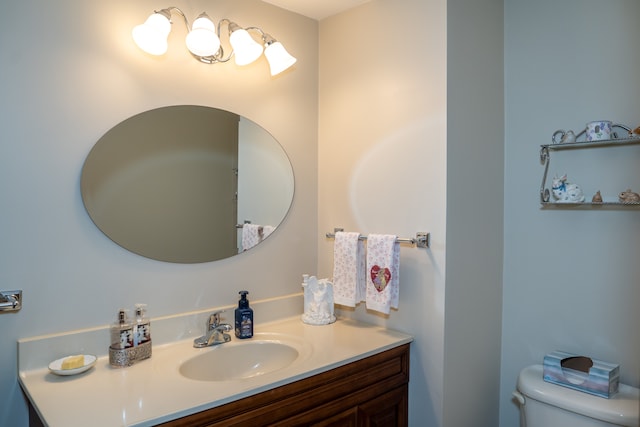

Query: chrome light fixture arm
left=152, top=7, right=225, bottom=64
left=195, top=20, right=274, bottom=65
left=194, top=18, right=241, bottom=64
left=156, top=6, right=189, bottom=28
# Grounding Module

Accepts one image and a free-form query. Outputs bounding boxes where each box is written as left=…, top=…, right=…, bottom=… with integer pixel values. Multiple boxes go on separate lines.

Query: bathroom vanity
left=160, top=344, right=409, bottom=426
left=18, top=307, right=412, bottom=427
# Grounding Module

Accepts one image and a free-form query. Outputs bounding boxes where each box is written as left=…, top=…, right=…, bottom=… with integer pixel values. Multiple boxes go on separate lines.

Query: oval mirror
left=81, top=105, right=294, bottom=263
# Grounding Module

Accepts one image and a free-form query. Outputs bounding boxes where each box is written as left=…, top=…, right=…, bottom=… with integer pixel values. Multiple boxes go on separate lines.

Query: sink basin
left=179, top=334, right=306, bottom=382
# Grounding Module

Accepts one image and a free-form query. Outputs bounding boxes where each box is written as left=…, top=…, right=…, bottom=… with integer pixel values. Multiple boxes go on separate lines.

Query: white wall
left=500, top=0, right=640, bottom=426
left=319, top=0, right=506, bottom=425
left=0, top=1, right=318, bottom=426
left=318, top=0, right=448, bottom=425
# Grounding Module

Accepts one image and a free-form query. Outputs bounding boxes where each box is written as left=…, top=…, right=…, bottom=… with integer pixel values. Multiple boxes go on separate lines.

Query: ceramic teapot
left=552, top=123, right=632, bottom=144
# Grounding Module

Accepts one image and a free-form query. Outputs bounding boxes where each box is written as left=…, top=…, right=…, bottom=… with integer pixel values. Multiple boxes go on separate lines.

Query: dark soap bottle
left=235, top=290, right=253, bottom=339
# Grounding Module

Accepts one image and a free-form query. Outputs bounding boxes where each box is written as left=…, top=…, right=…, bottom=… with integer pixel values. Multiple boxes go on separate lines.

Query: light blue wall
left=445, top=0, right=505, bottom=426
left=501, top=1, right=640, bottom=426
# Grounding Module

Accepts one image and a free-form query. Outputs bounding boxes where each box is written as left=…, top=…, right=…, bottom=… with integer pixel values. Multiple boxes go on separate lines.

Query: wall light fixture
left=132, top=7, right=297, bottom=76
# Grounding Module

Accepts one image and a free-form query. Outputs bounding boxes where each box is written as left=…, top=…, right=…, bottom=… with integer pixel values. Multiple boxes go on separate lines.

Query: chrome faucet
left=193, top=311, right=232, bottom=348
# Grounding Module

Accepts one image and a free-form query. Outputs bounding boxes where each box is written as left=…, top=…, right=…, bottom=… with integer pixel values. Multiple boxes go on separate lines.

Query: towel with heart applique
left=365, top=234, right=400, bottom=314
left=332, top=232, right=366, bottom=307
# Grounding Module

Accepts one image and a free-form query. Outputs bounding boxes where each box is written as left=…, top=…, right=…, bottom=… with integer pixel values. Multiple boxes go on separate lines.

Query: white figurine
left=551, top=174, right=585, bottom=203
left=301, top=275, right=336, bottom=325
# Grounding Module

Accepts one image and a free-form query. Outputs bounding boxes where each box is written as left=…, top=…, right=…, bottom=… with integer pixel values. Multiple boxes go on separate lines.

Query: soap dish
left=48, top=354, right=97, bottom=376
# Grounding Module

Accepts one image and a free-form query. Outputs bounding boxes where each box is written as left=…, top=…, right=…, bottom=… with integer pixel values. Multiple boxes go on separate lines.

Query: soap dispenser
left=110, top=309, right=133, bottom=349
left=235, top=291, right=253, bottom=339
left=133, top=303, right=151, bottom=347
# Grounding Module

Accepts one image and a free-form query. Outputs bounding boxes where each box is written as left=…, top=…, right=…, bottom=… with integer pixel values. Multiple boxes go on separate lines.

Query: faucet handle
left=207, top=310, right=225, bottom=329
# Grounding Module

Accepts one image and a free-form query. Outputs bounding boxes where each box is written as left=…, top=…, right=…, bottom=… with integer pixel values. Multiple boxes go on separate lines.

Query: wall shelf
left=540, top=201, right=640, bottom=208
left=541, top=137, right=640, bottom=151
left=540, top=136, right=640, bottom=206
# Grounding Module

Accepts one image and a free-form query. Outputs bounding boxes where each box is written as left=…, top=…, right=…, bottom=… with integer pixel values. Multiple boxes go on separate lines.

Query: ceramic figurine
left=551, top=174, right=585, bottom=203
left=301, top=275, right=336, bottom=325
left=618, top=189, right=640, bottom=203
left=591, top=191, right=603, bottom=203
left=561, top=130, right=576, bottom=143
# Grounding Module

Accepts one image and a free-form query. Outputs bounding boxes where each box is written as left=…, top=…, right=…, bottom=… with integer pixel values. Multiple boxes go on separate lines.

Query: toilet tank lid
left=517, top=365, right=639, bottom=427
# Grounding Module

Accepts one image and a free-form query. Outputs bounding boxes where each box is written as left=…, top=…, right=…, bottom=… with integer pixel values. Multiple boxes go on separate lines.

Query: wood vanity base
left=158, top=344, right=410, bottom=427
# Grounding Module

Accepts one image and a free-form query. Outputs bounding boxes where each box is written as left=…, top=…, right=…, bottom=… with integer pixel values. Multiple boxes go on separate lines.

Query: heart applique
left=370, top=265, right=391, bottom=292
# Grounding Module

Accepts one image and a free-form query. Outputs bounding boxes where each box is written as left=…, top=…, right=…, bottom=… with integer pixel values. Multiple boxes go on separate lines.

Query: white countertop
left=19, top=315, right=412, bottom=427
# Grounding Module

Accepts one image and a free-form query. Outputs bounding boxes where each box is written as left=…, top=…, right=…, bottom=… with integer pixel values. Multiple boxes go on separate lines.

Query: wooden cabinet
left=158, top=344, right=409, bottom=427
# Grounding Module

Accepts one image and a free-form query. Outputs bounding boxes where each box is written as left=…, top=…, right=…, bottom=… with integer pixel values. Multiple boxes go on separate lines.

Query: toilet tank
left=516, top=365, right=639, bottom=427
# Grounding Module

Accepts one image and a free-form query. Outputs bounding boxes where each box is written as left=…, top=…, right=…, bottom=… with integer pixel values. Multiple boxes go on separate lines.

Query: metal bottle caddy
left=109, top=340, right=152, bottom=367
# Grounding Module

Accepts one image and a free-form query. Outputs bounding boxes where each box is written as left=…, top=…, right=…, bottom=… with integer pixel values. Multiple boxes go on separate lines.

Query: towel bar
left=326, top=228, right=430, bottom=248
left=236, top=221, right=262, bottom=232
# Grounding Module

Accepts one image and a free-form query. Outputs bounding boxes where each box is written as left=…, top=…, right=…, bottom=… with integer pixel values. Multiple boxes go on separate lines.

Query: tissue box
left=543, top=351, right=619, bottom=398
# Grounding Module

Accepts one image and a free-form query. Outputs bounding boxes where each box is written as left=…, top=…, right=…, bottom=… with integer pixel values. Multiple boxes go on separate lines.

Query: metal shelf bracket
left=0, top=290, right=22, bottom=312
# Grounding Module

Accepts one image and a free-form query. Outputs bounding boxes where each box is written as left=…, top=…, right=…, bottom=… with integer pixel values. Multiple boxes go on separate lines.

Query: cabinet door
left=358, top=384, right=408, bottom=427
left=311, top=407, right=358, bottom=427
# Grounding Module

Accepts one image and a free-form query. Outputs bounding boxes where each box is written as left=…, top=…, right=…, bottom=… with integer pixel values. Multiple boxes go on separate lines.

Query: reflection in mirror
left=81, top=106, right=294, bottom=263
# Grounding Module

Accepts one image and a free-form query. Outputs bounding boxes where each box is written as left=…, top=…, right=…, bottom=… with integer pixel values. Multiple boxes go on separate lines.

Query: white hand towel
left=332, top=231, right=366, bottom=307
left=241, top=224, right=262, bottom=251
left=366, top=234, right=400, bottom=314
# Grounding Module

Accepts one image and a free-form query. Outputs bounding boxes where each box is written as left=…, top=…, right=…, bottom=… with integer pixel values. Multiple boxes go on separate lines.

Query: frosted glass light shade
left=132, top=12, right=172, bottom=56
left=186, top=15, right=220, bottom=57
left=264, top=41, right=296, bottom=75
left=229, top=29, right=263, bottom=66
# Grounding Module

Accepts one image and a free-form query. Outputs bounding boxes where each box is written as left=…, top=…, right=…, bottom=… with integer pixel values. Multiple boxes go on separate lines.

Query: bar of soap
left=61, top=355, right=85, bottom=370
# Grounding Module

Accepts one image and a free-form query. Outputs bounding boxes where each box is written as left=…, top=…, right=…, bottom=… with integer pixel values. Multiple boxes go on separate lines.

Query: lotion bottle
left=110, top=309, right=133, bottom=349
left=133, top=303, right=151, bottom=346
left=235, top=291, right=253, bottom=339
